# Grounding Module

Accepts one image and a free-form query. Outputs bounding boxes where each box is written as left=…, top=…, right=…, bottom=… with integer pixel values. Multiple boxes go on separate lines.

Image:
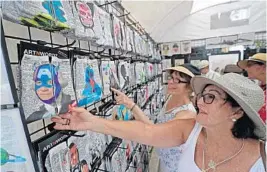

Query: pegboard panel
left=3, top=19, right=99, bottom=142
left=1, top=2, right=163, bottom=171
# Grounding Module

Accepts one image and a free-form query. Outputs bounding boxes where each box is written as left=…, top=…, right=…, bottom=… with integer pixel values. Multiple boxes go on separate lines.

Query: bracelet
left=130, top=103, right=136, bottom=111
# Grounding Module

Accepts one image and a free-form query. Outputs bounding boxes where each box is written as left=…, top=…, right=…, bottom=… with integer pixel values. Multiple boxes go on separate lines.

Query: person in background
left=237, top=53, right=266, bottom=122
left=52, top=73, right=265, bottom=172
left=137, top=63, right=200, bottom=124
left=198, top=60, right=221, bottom=79
left=223, top=64, right=243, bottom=74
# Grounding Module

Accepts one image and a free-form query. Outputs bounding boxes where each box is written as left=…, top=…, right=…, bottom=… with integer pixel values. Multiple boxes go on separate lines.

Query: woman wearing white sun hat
left=52, top=73, right=266, bottom=172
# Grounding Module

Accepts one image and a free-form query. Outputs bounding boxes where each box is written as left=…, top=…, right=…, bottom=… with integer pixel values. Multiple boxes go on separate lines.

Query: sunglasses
left=167, top=76, right=188, bottom=84
left=196, top=93, right=227, bottom=104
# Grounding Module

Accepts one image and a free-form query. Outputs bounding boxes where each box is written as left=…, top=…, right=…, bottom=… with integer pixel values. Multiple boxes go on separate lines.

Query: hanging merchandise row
left=1, top=1, right=166, bottom=171
left=9, top=40, right=165, bottom=172
left=1, top=1, right=161, bottom=59
left=13, top=41, right=163, bottom=125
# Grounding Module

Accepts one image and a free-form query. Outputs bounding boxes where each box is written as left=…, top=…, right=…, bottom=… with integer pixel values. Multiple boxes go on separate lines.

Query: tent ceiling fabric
left=121, top=0, right=193, bottom=42
left=122, top=0, right=266, bottom=43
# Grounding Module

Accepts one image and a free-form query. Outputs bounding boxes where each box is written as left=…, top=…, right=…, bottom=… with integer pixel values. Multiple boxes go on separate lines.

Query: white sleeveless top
left=155, top=101, right=196, bottom=172
left=178, top=123, right=265, bottom=172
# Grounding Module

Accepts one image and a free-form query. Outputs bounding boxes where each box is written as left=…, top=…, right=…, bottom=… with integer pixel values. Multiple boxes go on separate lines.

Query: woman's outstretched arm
left=52, top=108, right=195, bottom=148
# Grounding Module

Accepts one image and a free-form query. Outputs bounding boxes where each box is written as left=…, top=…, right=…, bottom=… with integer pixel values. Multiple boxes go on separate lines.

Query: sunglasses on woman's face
left=196, top=93, right=227, bottom=104
left=167, top=76, right=188, bottom=84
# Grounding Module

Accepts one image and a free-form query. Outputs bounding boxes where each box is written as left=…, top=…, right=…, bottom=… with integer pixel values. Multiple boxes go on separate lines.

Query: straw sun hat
left=191, top=73, right=265, bottom=140
left=237, top=53, right=266, bottom=69
left=165, top=63, right=201, bottom=77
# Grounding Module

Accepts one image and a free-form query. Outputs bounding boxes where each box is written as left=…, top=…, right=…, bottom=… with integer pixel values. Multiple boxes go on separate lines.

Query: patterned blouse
left=155, top=102, right=196, bottom=172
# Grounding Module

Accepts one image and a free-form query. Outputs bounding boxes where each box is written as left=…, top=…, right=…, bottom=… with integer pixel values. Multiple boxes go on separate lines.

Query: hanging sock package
left=34, top=132, right=70, bottom=172
left=62, top=1, right=102, bottom=41
left=109, top=61, right=121, bottom=90
left=134, top=32, right=142, bottom=55
left=95, top=6, right=113, bottom=47
left=51, top=55, right=76, bottom=105
left=20, top=55, right=49, bottom=123
left=111, top=151, right=122, bottom=172
left=144, top=62, right=154, bottom=80
left=1, top=0, right=71, bottom=31
left=20, top=54, right=75, bottom=123
left=140, top=37, right=149, bottom=57
left=118, top=61, right=130, bottom=90
left=100, top=60, right=112, bottom=96
left=117, top=142, right=128, bottom=171
left=46, top=142, right=70, bottom=172
left=113, top=16, right=126, bottom=50
left=125, top=26, right=135, bottom=52
left=74, top=56, right=103, bottom=107
left=135, top=62, right=145, bottom=85
left=129, top=62, right=136, bottom=87
left=67, top=134, right=93, bottom=172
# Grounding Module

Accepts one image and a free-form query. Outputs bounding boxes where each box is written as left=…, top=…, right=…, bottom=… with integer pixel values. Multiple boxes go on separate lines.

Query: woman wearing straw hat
left=52, top=73, right=266, bottom=172
left=153, top=63, right=200, bottom=124
left=237, top=53, right=266, bottom=123
left=131, top=63, right=200, bottom=171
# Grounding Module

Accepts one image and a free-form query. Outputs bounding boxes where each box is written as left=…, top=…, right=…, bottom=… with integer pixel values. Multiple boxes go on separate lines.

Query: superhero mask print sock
left=63, top=1, right=100, bottom=41
left=74, top=57, right=103, bottom=107
left=20, top=55, right=53, bottom=123
left=33, top=64, right=61, bottom=104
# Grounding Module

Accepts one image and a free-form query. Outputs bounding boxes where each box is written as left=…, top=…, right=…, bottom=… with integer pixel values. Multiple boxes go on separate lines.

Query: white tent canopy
left=122, top=0, right=266, bottom=43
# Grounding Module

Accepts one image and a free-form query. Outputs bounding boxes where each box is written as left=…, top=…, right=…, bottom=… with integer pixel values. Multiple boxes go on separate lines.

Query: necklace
left=201, top=136, right=245, bottom=172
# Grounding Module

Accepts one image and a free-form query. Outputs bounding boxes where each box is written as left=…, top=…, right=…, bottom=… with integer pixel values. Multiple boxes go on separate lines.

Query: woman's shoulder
left=173, top=108, right=197, bottom=120
left=241, top=139, right=263, bottom=171
left=170, top=118, right=199, bottom=143
left=172, top=103, right=196, bottom=114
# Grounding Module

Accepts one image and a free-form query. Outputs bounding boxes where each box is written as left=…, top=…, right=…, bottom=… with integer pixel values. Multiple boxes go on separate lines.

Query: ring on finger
left=65, top=119, right=70, bottom=125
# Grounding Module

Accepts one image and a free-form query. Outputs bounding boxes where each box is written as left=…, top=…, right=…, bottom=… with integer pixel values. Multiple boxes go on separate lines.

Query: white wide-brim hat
left=191, top=73, right=265, bottom=140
